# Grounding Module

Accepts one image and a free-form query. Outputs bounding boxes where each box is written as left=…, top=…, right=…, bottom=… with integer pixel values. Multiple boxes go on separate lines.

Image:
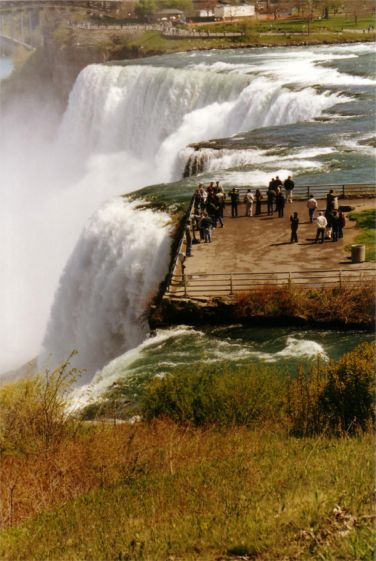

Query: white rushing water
left=1, top=43, right=372, bottom=379
left=40, top=198, right=171, bottom=381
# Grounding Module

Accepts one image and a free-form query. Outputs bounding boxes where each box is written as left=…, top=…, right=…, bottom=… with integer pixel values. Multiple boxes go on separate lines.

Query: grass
left=0, top=425, right=374, bottom=561
left=233, top=283, right=375, bottom=327
left=0, top=344, right=374, bottom=560
left=348, top=209, right=376, bottom=261
left=70, top=13, right=376, bottom=62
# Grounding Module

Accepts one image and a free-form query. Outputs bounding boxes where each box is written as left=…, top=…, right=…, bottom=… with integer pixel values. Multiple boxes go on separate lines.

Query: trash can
left=351, top=244, right=365, bottom=263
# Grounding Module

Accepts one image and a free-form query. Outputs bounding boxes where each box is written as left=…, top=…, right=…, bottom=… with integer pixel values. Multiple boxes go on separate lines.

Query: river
left=0, top=43, right=374, bottom=402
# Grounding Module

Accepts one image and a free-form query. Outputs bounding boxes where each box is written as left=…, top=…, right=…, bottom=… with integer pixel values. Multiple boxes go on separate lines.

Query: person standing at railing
left=215, top=188, right=226, bottom=220
left=229, top=188, right=239, bottom=218
left=284, top=176, right=295, bottom=203
left=185, top=219, right=192, bottom=256
left=326, top=189, right=336, bottom=213
left=267, top=186, right=275, bottom=216
left=244, top=189, right=254, bottom=217
left=307, top=194, right=318, bottom=223
left=255, top=189, right=263, bottom=215
left=276, top=191, right=286, bottom=218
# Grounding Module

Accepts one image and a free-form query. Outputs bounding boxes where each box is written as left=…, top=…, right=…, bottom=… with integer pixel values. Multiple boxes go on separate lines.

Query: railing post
left=339, top=270, right=342, bottom=288
left=183, top=274, right=187, bottom=297
left=288, top=271, right=291, bottom=289
left=307, top=185, right=310, bottom=198
left=342, top=184, right=345, bottom=198
left=229, top=274, right=233, bottom=295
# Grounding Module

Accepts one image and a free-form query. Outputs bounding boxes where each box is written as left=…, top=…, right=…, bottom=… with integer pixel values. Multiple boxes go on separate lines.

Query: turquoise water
left=73, top=326, right=373, bottom=409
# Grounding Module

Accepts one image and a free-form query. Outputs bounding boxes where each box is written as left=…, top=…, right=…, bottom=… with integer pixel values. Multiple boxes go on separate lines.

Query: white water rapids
left=1, top=45, right=369, bottom=379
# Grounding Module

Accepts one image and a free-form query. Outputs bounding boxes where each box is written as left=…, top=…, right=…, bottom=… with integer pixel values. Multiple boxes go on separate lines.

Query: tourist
left=206, top=198, right=218, bottom=228
left=244, top=189, right=254, bottom=217
left=338, top=211, right=346, bottom=239
left=267, top=186, right=275, bottom=216
left=325, top=210, right=333, bottom=240
left=200, top=212, right=212, bottom=243
left=307, top=194, right=318, bottom=223
left=229, top=188, right=239, bottom=218
left=326, top=189, right=336, bottom=213
left=290, top=212, right=299, bottom=243
left=215, top=189, right=226, bottom=219
left=198, top=184, right=207, bottom=210
left=185, top=219, right=192, bottom=256
left=255, top=189, right=262, bottom=215
left=331, top=211, right=340, bottom=242
left=284, top=176, right=295, bottom=203
left=276, top=191, right=286, bottom=218
left=315, top=212, right=328, bottom=243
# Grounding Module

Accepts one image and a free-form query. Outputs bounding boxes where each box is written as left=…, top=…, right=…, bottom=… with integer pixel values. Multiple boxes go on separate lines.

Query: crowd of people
left=183, top=179, right=346, bottom=256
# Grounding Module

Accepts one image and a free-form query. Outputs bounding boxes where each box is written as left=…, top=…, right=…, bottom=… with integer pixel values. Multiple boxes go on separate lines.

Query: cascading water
left=2, top=43, right=374, bottom=382
left=39, top=198, right=171, bottom=381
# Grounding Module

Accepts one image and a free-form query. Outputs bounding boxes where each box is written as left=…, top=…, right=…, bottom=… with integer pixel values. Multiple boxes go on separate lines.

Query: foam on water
left=69, top=328, right=329, bottom=410
left=40, top=198, right=172, bottom=381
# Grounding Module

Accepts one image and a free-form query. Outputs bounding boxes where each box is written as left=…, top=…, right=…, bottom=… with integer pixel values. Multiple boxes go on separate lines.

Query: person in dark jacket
left=229, top=188, right=239, bottom=218
left=267, top=187, right=275, bottom=216
left=255, top=189, right=262, bottom=215
left=284, top=176, right=295, bottom=203
left=331, top=211, right=340, bottom=242
left=338, top=211, right=346, bottom=239
left=276, top=191, right=286, bottom=218
left=290, top=212, right=299, bottom=243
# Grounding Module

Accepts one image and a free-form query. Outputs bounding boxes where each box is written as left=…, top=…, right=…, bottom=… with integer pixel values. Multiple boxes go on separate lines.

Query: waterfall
left=58, top=64, right=344, bottom=183
left=39, top=198, right=171, bottom=382
left=2, top=55, right=349, bottom=377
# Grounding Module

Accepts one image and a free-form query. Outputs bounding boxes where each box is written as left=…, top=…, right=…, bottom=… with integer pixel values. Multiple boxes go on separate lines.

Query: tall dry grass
left=234, top=283, right=375, bottom=326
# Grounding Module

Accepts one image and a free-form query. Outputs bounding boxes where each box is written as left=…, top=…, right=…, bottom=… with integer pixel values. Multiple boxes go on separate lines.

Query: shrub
left=287, top=342, right=375, bottom=436
left=0, top=354, right=80, bottom=456
left=142, top=365, right=286, bottom=427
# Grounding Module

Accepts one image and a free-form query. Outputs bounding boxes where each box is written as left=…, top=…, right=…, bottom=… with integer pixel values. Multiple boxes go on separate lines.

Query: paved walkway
left=181, top=198, right=375, bottom=278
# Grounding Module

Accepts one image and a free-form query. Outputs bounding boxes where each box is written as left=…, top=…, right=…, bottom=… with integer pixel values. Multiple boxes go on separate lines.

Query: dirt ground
left=182, top=198, right=376, bottom=277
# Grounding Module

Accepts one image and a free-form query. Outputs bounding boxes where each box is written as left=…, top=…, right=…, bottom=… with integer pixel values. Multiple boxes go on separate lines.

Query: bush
left=0, top=354, right=80, bottom=456
left=142, top=365, right=286, bottom=427
left=287, top=342, right=375, bottom=436
left=143, top=343, right=375, bottom=436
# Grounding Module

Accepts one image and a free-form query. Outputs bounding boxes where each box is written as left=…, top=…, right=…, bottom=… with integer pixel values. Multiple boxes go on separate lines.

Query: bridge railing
left=167, top=268, right=376, bottom=297
left=226, top=183, right=375, bottom=200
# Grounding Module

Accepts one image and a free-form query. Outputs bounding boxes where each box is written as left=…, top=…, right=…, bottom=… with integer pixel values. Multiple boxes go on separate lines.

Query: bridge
left=0, top=1, right=125, bottom=49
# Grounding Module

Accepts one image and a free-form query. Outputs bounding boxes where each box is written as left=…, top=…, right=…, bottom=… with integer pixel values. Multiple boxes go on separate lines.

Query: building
left=153, top=9, right=186, bottom=23
left=214, top=3, right=255, bottom=19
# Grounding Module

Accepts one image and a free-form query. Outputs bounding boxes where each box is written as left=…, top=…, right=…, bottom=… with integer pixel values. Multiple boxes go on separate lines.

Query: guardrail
left=229, top=183, right=375, bottom=200
left=167, top=268, right=376, bottom=297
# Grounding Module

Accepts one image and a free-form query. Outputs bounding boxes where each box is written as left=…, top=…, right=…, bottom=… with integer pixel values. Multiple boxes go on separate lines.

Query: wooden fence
left=167, top=268, right=376, bottom=297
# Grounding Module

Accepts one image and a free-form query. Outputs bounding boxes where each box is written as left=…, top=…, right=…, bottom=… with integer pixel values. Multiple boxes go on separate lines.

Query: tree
left=134, top=0, right=157, bottom=20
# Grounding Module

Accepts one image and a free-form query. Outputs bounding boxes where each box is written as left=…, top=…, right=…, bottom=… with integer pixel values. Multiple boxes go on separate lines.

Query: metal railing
left=167, top=268, right=376, bottom=297
left=227, top=183, right=375, bottom=200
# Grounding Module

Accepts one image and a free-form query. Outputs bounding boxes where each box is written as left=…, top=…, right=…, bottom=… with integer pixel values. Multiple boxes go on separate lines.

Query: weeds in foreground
left=0, top=344, right=374, bottom=560
left=0, top=424, right=374, bottom=561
